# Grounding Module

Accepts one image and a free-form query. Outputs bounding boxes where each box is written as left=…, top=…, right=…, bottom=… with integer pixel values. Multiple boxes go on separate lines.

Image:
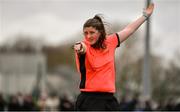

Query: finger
left=149, top=3, right=154, bottom=9
left=75, top=42, right=81, bottom=45
left=151, top=3, right=154, bottom=9
left=75, top=43, right=83, bottom=51
left=71, top=42, right=81, bottom=49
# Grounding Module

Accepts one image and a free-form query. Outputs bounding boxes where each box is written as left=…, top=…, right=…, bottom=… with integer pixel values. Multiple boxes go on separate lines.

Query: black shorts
left=75, top=92, right=120, bottom=111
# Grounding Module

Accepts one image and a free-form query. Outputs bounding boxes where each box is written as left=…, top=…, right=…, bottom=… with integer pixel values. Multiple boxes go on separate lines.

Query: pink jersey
left=75, top=33, right=120, bottom=93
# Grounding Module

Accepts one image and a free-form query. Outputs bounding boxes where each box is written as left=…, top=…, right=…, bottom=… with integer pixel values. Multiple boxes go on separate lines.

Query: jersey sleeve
left=107, top=33, right=120, bottom=48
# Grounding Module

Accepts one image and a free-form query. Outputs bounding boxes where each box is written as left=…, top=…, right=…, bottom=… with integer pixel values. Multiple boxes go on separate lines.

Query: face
left=83, top=26, right=100, bottom=45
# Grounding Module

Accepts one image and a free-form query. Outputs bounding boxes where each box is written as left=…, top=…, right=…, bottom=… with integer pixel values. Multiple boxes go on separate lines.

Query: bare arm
left=117, top=3, right=154, bottom=43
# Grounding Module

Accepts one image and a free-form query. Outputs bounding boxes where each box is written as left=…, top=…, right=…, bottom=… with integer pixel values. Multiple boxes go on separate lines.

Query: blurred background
left=0, top=0, right=180, bottom=111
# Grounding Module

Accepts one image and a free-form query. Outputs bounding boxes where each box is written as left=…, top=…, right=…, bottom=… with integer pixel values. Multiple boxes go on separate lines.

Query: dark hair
left=83, top=14, right=106, bottom=49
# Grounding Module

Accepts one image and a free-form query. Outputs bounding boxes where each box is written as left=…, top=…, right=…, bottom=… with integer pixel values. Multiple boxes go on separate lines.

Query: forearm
left=126, top=16, right=146, bottom=34
left=118, top=15, right=147, bottom=43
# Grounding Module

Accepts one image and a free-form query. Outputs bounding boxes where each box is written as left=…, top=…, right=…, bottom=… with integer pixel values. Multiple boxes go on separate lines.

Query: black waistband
left=81, top=91, right=114, bottom=96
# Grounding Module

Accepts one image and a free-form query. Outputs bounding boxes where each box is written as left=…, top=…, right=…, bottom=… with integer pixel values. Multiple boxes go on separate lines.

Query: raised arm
left=117, top=3, right=154, bottom=43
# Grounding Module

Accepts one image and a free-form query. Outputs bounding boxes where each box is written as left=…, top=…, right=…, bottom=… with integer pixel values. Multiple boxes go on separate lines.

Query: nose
left=86, top=34, right=91, bottom=39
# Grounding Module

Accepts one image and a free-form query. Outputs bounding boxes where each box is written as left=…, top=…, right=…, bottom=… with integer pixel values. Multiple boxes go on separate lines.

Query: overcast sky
left=0, top=0, right=180, bottom=60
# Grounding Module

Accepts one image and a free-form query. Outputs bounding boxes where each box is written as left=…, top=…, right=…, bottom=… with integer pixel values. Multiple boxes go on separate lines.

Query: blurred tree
left=117, top=45, right=180, bottom=102
left=0, top=34, right=44, bottom=53
left=42, top=44, right=75, bottom=71
left=112, top=21, right=180, bottom=101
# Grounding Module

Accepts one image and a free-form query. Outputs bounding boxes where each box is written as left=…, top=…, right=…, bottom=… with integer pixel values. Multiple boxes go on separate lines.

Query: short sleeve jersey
left=75, top=33, right=120, bottom=93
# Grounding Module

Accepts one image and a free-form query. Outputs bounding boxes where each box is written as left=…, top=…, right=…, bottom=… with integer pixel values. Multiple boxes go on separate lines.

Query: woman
left=73, top=3, right=154, bottom=111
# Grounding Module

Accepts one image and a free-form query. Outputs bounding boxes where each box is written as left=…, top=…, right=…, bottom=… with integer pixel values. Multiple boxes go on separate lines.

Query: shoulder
left=106, top=33, right=120, bottom=48
left=106, top=33, right=119, bottom=41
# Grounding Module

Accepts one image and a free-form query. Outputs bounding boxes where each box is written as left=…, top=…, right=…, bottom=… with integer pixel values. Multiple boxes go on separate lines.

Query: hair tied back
left=93, top=14, right=104, bottom=24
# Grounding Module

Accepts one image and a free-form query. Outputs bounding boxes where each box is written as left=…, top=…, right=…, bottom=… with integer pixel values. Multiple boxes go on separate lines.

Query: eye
left=83, top=31, right=88, bottom=36
left=90, top=31, right=95, bottom=35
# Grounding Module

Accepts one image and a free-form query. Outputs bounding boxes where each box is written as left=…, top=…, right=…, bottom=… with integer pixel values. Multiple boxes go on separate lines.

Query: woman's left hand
left=144, top=3, right=155, bottom=17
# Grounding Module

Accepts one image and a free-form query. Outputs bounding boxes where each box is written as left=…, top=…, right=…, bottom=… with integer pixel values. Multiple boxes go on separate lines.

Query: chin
left=90, top=43, right=96, bottom=45
left=88, top=41, right=95, bottom=45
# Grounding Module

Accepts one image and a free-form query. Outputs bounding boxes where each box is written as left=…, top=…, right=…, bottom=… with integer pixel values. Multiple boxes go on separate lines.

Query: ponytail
left=93, top=15, right=104, bottom=25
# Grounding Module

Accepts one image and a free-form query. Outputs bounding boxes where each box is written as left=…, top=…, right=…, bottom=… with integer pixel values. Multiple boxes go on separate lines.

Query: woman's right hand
left=74, top=42, right=86, bottom=54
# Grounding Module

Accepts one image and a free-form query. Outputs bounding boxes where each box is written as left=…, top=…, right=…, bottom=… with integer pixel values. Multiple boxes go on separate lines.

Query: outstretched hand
left=144, top=3, right=154, bottom=17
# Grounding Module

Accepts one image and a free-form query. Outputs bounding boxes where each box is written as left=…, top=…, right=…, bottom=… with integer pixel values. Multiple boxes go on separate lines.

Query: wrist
left=143, top=10, right=149, bottom=20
